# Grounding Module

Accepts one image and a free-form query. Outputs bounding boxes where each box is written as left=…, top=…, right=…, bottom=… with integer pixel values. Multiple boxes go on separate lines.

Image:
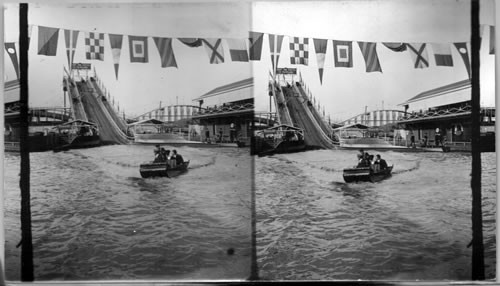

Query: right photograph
left=252, top=0, right=496, bottom=280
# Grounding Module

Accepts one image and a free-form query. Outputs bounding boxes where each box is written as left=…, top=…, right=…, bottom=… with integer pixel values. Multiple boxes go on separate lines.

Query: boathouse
left=191, top=77, right=254, bottom=143
left=397, top=79, right=495, bottom=150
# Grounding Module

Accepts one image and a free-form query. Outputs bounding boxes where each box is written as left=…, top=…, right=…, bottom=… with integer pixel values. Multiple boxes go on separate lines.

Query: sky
left=2, top=0, right=497, bottom=121
left=251, top=0, right=496, bottom=121
left=3, top=2, right=253, bottom=117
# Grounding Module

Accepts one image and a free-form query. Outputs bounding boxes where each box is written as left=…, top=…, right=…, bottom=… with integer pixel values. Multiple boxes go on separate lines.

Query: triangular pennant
left=178, top=38, right=203, bottom=47
left=382, top=42, right=407, bottom=52
left=332, top=40, right=353, bottom=68
left=431, top=43, right=453, bottom=66
left=37, top=26, right=59, bottom=56
left=269, top=34, right=284, bottom=73
left=454, top=42, right=471, bottom=79
left=153, top=37, right=178, bottom=68
left=4, top=43, right=20, bottom=79
left=313, top=38, right=327, bottom=84
left=108, top=34, right=123, bottom=79
left=129, top=35, right=149, bottom=63
left=226, top=38, right=249, bottom=62
left=64, top=29, right=79, bottom=69
left=85, top=32, right=105, bottom=61
left=357, top=41, right=382, bottom=73
left=289, top=36, right=309, bottom=65
left=249, top=32, right=263, bottom=61
left=202, top=39, right=224, bottom=64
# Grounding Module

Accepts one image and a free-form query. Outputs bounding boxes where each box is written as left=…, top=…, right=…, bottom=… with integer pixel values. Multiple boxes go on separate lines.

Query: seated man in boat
left=165, top=149, right=176, bottom=168
left=172, top=150, right=184, bottom=165
left=374, top=154, right=388, bottom=171
left=153, top=148, right=163, bottom=163
left=357, top=150, right=371, bottom=167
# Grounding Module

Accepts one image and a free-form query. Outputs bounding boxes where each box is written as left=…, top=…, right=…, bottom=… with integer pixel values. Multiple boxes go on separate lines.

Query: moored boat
left=139, top=160, right=190, bottom=178
left=343, top=165, right=394, bottom=183
left=52, top=120, right=101, bottom=151
left=252, top=124, right=306, bottom=156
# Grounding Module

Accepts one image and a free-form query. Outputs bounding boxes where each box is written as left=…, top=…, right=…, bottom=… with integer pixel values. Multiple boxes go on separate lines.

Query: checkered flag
left=85, top=32, right=105, bottom=61
left=289, top=37, right=309, bottom=65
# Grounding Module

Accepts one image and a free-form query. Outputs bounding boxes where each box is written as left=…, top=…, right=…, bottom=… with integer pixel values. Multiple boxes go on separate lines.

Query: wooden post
left=19, top=3, right=34, bottom=281
left=470, top=0, right=484, bottom=280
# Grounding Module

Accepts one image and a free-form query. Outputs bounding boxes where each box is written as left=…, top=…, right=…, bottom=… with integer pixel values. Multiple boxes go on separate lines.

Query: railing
left=399, top=105, right=472, bottom=122
left=196, top=102, right=254, bottom=115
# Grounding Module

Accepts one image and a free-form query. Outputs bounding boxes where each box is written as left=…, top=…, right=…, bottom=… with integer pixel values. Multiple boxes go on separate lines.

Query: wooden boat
left=139, top=160, right=190, bottom=178
left=343, top=165, right=394, bottom=183
left=252, top=124, right=306, bottom=156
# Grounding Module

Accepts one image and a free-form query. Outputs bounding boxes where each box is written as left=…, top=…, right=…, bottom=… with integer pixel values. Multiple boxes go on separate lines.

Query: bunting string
left=4, top=24, right=495, bottom=83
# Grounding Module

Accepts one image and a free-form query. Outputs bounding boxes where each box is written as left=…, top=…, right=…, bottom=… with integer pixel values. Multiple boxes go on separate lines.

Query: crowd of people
left=357, top=149, right=388, bottom=172
left=153, top=144, right=184, bottom=167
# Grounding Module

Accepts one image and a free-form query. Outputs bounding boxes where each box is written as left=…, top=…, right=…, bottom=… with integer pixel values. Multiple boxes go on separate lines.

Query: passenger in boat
left=357, top=150, right=371, bottom=167
left=374, top=154, right=388, bottom=171
left=153, top=148, right=163, bottom=163
left=172, top=150, right=184, bottom=165
left=165, top=149, right=176, bottom=168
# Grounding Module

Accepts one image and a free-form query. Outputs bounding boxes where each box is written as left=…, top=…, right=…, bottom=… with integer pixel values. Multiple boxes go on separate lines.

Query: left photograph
left=3, top=3, right=254, bottom=281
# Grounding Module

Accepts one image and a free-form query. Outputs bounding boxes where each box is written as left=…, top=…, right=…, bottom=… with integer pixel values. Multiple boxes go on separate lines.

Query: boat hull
left=343, top=165, right=393, bottom=183
left=139, top=161, right=190, bottom=178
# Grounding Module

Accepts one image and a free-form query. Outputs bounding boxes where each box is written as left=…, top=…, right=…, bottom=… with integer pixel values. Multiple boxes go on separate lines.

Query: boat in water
left=252, top=124, right=306, bottom=156
left=139, top=160, right=190, bottom=178
left=343, top=165, right=394, bottom=183
left=52, top=120, right=101, bottom=151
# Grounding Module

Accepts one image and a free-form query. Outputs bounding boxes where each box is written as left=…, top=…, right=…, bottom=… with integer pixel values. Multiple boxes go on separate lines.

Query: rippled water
left=5, top=145, right=252, bottom=280
left=256, top=150, right=496, bottom=280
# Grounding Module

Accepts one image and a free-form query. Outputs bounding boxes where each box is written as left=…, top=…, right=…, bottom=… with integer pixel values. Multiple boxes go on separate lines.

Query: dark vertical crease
left=470, top=0, right=484, bottom=280
left=19, top=2, right=34, bottom=281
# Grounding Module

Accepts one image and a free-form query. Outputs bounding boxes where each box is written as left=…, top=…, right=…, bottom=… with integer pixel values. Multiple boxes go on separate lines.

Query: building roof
left=193, top=77, right=253, bottom=101
left=127, top=118, right=165, bottom=126
left=333, top=123, right=369, bottom=131
left=4, top=79, right=20, bottom=104
left=399, top=79, right=470, bottom=106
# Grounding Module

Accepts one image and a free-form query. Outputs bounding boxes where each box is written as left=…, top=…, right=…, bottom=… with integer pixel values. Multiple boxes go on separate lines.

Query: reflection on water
left=5, top=145, right=252, bottom=280
left=256, top=150, right=496, bottom=280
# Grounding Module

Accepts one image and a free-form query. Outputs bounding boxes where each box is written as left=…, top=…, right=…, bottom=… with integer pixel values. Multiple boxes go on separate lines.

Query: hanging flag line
left=4, top=24, right=496, bottom=82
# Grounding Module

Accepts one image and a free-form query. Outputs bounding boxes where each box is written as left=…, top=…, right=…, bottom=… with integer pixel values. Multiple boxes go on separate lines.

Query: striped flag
left=153, top=37, right=178, bottom=68
left=357, top=41, right=382, bottom=73
left=226, top=38, right=249, bottom=62
left=4, top=43, right=19, bottom=79
left=431, top=43, right=453, bottom=66
left=129, top=36, right=149, bottom=63
left=407, top=43, right=430, bottom=68
left=202, top=38, right=224, bottom=64
left=269, top=34, right=284, bottom=73
left=313, top=38, right=327, bottom=84
left=289, top=37, right=309, bottom=65
left=454, top=42, right=471, bottom=78
left=108, top=34, right=123, bottom=79
left=38, top=26, right=59, bottom=56
left=64, top=29, right=79, bottom=69
left=332, top=40, right=353, bottom=68
left=249, top=32, right=264, bottom=61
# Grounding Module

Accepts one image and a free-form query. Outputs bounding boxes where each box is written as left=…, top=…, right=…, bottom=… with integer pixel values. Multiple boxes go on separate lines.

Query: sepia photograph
left=252, top=0, right=496, bottom=281
left=3, top=2, right=254, bottom=281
